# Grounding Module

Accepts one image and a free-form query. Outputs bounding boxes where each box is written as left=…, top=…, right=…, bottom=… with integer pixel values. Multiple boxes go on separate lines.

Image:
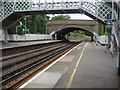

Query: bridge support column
left=95, top=21, right=99, bottom=46
left=107, top=29, right=111, bottom=49
left=110, top=25, right=115, bottom=56
left=118, top=47, right=120, bottom=76
left=4, top=28, right=8, bottom=43
left=110, top=0, right=114, bottom=56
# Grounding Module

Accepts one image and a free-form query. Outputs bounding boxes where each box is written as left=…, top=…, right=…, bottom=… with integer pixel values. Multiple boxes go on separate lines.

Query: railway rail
left=1, top=41, right=80, bottom=89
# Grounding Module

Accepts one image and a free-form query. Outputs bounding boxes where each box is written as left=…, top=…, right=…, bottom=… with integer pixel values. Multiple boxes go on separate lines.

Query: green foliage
left=98, top=23, right=105, bottom=35
left=26, top=15, right=47, bottom=34
left=51, top=15, right=71, bottom=20
left=8, top=15, right=47, bottom=35
left=65, top=30, right=91, bottom=40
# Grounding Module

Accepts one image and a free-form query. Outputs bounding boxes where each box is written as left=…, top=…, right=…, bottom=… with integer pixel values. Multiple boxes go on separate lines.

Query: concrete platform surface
left=0, top=40, right=61, bottom=49
left=21, top=42, right=118, bottom=89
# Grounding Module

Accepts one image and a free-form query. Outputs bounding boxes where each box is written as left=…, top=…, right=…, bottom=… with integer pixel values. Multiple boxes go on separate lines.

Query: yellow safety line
left=66, top=42, right=88, bottom=88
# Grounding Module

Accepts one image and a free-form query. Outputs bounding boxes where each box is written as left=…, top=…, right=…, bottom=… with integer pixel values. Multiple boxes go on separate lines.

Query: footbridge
left=1, top=0, right=112, bottom=28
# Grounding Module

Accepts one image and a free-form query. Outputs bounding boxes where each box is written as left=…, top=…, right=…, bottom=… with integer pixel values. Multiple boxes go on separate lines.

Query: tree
left=8, top=15, right=47, bottom=34
left=65, top=30, right=91, bottom=40
left=98, top=23, right=105, bottom=35
left=51, top=15, right=71, bottom=20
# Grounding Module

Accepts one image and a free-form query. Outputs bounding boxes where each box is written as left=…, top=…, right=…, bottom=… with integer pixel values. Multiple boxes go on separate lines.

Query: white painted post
left=111, top=0, right=114, bottom=56
left=15, top=27, right=18, bottom=42
left=111, top=26, right=114, bottom=56
left=95, top=0, right=98, bottom=46
left=62, top=0, right=63, bottom=9
left=52, top=0, right=54, bottom=8
left=55, top=33, right=57, bottom=40
left=117, top=47, right=119, bottom=68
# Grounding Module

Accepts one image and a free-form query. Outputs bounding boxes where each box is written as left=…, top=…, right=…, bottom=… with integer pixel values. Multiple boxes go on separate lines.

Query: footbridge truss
left=0, top=0, right=112, bottom=26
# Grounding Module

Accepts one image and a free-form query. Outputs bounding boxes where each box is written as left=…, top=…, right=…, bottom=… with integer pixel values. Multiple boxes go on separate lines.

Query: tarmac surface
left=0, top=40, right=61, bottom=49
left=20, top=42, right=118, bottom=89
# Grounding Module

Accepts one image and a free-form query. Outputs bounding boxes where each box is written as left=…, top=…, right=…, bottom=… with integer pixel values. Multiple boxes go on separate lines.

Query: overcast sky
left=47, top=14, right=93, bottom=20
left=33, top=0, right=98, bottom=20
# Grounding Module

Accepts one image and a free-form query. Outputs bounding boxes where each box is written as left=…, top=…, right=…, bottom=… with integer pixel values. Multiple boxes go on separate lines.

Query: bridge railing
left=0, top=1, right=15, bottom=21
left=30, top=1, right=111, bottom=22
left=0, top=0, right=32, bottom=22
left=98, top=2, right=112, bottom=21
left=80, top=1, right=96, bottom=16
left=0, top=0, right=112, bottom=23
left=38, top=1, right=112, bottom=21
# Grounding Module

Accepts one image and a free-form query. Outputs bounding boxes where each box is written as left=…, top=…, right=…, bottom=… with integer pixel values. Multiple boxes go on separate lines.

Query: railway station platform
left=20, top=42, right=119, bottom=89
left=0, top=40, right=61, bottom=49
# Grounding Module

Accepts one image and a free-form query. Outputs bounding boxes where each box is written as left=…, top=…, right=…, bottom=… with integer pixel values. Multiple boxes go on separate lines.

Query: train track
left=1, top=42, right=80, bottom=89
left=1, top=41, right=63, bottom=58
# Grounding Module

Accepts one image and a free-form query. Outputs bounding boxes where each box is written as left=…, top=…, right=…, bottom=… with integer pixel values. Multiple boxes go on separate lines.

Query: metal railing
left=0, top=1, right=15, bottom=21
left=0, top=0, right=112, bottom=23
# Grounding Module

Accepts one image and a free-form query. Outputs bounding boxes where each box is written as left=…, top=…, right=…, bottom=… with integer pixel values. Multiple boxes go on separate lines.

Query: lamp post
left=16, top=21, right=22, bottom=42
left=24, top=16, right=27, bottom=41
left=46, top=16, right=50, bottom=35
left=95, top=0, right=98, bottom=46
